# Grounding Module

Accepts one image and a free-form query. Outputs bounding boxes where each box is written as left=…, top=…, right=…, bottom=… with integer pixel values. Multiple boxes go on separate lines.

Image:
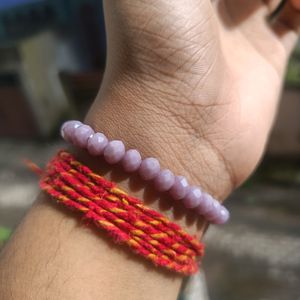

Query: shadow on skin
left=216, top=0, right=285, bottom=29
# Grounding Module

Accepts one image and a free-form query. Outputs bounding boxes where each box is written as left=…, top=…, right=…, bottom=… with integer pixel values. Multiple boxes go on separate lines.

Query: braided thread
left=61, top=152, right=202, bottom=253
left=40, top=151, right=204, bottom=275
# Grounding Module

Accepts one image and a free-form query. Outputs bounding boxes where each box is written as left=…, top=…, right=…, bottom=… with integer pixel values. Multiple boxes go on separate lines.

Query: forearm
left=0, top=194, right=182, bottom=300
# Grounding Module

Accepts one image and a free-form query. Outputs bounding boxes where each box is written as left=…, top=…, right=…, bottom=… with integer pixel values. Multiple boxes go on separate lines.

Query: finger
left=267, top=0, right=284, bottom=14
left=271, top=0, right=300, bottom=53
left=264, top=0, right=282, bottom=13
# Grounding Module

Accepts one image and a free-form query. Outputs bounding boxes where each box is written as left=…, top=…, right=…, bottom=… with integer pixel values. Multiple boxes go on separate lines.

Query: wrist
left=83, top=75, right=234, bottom=236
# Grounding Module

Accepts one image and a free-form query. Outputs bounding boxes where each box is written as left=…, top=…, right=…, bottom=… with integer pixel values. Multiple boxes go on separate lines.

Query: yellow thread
left=87, top=181, right=96, bottom=187
left=79, top=207, right=89, bottom=212
left=177, top=255, right=189, bottom=262
left=78, top=196, right=90, bottom=203
left=166, top=230, right=175, bottom=236
left=159, top=216, right=169, bottom=223
left=121, top=198, right=129, bottom=205
left=148, top=253, right=156, bottom=260
left=161, top=254, right=169, bottom=261
left=110, top=207, right=126, bottom=214
left=134, top=221, right=146, bottom=227
left=132, top=229, right=145, bottom=236
left=128, top=239, right=139, bottom=247
left=59, top=195, right=69, bottom=202
left=172, top=243, right=180, bottom=249
left=151, top=233, right=167, bottom=239
left=149, top=240, right=159, bottom=246
left=111, top=187, right=127, bottom=196
left=61, top=185, right=73, bottom=192
left=149, top=220, right=160, bottom=226
left=114, top=219, right=125, bottom=224
left=98, top=220, right=114, bottom=227
left=164, top=249, right=177, bottom=257
left=90, top=173, right=103, bottom=181
left=106, top=195, right=119, bottom=202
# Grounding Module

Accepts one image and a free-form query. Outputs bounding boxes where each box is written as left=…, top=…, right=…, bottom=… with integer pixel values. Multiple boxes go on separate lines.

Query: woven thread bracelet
left=61, top=120, right=230, bottom=224
left=39, top=151, right=204, bottom=275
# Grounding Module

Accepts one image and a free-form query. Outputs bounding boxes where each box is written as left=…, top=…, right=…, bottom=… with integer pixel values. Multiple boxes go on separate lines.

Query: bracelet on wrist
left=61, top=120, right=230, bottom=225
left=39, top=150, right=205, bottom=275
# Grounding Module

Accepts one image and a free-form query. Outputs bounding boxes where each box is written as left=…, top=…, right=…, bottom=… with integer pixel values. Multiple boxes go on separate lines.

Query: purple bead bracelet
left=61, top=120, right=230, bottom=224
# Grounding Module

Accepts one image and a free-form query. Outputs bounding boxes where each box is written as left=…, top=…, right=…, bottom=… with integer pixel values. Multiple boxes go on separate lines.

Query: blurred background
left=0, top=1, right=299, bottom=299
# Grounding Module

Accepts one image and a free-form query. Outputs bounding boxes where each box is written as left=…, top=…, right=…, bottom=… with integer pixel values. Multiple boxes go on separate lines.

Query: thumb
left=102, top=0, right=217, bottom=72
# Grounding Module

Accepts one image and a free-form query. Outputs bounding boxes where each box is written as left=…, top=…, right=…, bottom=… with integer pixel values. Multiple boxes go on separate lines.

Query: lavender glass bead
left=139, top=157, right=160, bottom=180
left=169, top=176, right=189, bottom=200
left=154, top=169, right=175, bottom=192
left=214, top=207, right=230, bottom=225
left=206, top=199, right=222, bottom=221
left=183, top=186, right=202, bottom=209
left=87, top=132, right=108, bottom=156
left=122, top=149, right=142, bottom=172
left=211, top=205, right=230, bottom=225
left=103, top=140, right=126, bottom=164
left=73, top=124, right=94, bottom=148
left=196, top=194, right=229, bottom=224
left=196, top=192, right=214, bottom=215
left=61, top=120, right=82, bottom=142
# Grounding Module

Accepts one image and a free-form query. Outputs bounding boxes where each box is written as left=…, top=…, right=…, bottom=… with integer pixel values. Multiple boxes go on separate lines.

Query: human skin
left=0, top=1, right=299, bottom=299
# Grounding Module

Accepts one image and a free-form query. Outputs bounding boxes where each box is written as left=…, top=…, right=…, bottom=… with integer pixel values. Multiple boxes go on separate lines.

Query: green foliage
left=0, top=226, right=11, bottom=243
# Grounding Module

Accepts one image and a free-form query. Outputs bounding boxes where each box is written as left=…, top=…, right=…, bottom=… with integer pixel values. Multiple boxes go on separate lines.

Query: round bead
left=61, top=120, right=82, bottom=142
left=139, top=157, right=160, bottom=181
left=169, top=176, right=189, bottom=200
left=183, top=186, right=202, bottom=209
left=206, top=199, right=222, bottom=221
left=103, top=140, right=126, bottom=164
left=87, top=132, right=108, bottom=156
left=122, top=149, right=142, bottom=172
left=154, top=169, right=175, bottom=192
left=196, top=192, right=213, bottom=215
left=73, top=124, right=94, bottom=148
left=213, top=206, right=230, bottom=225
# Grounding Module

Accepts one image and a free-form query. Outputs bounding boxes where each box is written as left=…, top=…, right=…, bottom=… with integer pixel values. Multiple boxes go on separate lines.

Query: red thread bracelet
left=39, top=151, right=204, bottom=275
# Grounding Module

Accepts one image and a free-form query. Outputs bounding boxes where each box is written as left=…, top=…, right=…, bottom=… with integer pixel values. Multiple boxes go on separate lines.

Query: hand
left=2, top=3, right=300, bottom=297
left=86, top=0, right=300, bottom=200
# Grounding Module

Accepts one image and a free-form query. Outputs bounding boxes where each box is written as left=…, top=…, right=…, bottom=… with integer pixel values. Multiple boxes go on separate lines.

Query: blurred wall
left=268, top=88, right=300, bottom=156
